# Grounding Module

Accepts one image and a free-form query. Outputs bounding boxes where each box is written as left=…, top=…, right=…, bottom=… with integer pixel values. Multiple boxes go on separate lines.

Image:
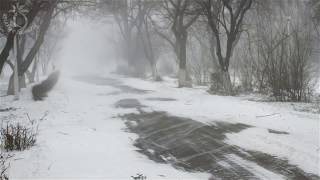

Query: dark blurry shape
left=0, top=0, right=10, bottom=11
left=15, top=13, right=27, bottom=28
left=131, top=173, right=147, bottom=180
left=0, top=107, right=16, bottom=112
left=31, top=70, right=60, bottom=101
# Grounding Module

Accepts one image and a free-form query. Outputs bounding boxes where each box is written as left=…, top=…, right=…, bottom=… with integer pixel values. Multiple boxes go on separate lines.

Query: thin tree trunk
left=27, top=58, right=38, bottom=83
left=178, top=32, right=190, bottom=87
left=7, top=75, right=14, bottom=95
left=221, top=70, right=233, bottom=95
left=17, top=35, right=26, bottom=88
left=7, top=73, right=26, bottom=95
left=138, top=21, right=159, bottom=80
left=145, top=24, right=159, bottom=80
left=0, top=31, right=16, bottom=75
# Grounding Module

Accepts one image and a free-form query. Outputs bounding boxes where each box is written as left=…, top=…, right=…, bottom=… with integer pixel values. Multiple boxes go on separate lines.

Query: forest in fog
left=0, top=0, right=320, bottom=179
left=0, top=0, right=319, bottom=101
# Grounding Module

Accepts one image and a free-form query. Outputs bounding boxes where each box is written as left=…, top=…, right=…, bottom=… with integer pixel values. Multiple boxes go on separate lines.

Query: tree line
left=0, top=0, right=319, bottom=102
left=102, top=0, right=320, bottom=101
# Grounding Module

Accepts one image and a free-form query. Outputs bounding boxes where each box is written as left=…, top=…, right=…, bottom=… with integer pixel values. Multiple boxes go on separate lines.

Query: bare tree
left=135, top=0, right=163, bottom=80
left=162, top=0, right=200, bottom=87
left=0, top=0, right=50, bottom=75
left=200, top=0, right=253, bottom=95
left=6, top=1, right=57, bottom=95
left=188, top=23, right=215, bottom=85
left=3, top=0, right=96, bottom=95
left=107, top=0, right=147, bottom=77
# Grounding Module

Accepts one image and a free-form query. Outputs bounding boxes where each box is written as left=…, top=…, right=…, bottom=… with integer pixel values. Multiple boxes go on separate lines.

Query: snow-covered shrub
left=1, top=123, right=38, bottom=151
left=263, top=27, right=315, bottom=102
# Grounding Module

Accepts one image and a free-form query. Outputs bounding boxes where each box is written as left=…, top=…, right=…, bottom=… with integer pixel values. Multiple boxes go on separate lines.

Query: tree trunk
left=42, top=61, right=48, bottom=75
left=138, top=24, right=160, bottom=80
left=7, top=75, right=14, bottom=95
left=17, top=35, right=26, bottom=88
left=30, top=64, right=37, bottom=83
left=7, top=74, right=26, bottom=95
left=144, top=22, right=159, bottom=81
left=27, top=57, right=38, bottom=83
left=19, top=75, right=26, bottom=88
left=0, top=31, right=16, bottom=75
left=221, top=70, right=233, bottom=95
left=26, top=70, right=33, bottom=83
left=178, top=32, right=190, bottom=87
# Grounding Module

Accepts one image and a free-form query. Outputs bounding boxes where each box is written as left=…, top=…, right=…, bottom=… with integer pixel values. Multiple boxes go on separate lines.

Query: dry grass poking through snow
left=0, top=122, right=38, bottom=151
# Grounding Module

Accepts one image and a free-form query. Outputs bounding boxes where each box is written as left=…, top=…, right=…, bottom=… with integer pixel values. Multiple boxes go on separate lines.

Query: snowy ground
left=121, top=76, right=320, bottom=177
left=120, top=75, right=320, bottom=174
left=0, top=73, right=319, bottom=179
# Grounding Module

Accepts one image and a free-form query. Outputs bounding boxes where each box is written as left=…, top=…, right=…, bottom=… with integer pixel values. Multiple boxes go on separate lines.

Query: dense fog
left=57, top=19, right=117, bottom=76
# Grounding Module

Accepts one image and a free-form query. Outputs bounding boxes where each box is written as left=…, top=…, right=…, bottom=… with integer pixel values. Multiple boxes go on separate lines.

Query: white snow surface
left=0, top=76, right=210, bottom=179
left=0, top=73, right=319, bottom=178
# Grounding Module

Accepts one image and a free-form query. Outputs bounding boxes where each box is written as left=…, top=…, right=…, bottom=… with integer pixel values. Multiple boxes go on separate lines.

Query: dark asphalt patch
left=146, top=97, right=177, bottom=101
left=120, top=111, right=256, bottom=179
left=120, top=111, right=319, bottom=180
left=115, top=99, right=145, bottom=109
left=268, top=129, right=289, bottom=135
left=0, top=107, right=16, bottom=112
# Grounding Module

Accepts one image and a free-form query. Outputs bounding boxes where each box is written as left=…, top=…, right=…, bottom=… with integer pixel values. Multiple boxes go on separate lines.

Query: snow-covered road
left=4, top=76, right=209, bottom=179
left=1, top=74, right=319, bottom=179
